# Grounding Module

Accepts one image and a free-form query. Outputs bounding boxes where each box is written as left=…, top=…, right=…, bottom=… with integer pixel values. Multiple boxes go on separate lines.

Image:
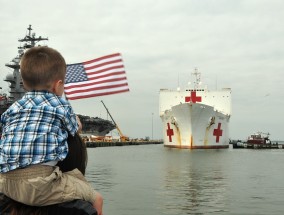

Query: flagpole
left=152, top=113, right=154, bottom=140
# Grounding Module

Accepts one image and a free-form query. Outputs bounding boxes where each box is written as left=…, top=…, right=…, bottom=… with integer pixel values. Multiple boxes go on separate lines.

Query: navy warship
left=0, top=25, right=115, bottom=136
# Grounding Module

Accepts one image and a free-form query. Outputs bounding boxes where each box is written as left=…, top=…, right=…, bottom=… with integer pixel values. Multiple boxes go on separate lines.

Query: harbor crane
left=101, top=100, right=129, bottom=142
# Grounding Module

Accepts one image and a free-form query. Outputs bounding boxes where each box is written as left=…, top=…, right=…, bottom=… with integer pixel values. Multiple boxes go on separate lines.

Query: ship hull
left=161, top=103, right=230, bottom=149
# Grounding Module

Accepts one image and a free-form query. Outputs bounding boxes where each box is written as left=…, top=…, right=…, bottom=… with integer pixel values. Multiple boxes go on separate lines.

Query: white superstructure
left=159, top=69, right=232, bottom=149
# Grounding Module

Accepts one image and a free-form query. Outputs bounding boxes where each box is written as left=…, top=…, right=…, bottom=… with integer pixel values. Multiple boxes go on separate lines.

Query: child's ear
left=53, top=80, right=64, bottom=96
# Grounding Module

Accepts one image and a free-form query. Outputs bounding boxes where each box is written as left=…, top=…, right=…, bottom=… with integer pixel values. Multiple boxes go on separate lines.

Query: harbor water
left=86, top=142, right=284, bottom=215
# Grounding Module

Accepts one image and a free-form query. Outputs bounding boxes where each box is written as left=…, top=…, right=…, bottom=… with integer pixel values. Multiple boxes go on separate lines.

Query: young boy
left=0, top=46, right=103, bottom=215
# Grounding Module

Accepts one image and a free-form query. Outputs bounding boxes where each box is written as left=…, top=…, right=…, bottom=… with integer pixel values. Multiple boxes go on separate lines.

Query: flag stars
left=64, top=53, right=129, bottom=100
left=65, top=64, right=88, bottom=84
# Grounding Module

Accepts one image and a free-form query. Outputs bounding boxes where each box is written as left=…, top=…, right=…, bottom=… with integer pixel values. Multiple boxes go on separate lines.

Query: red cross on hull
left=185, top=91, right=202, bottom=103
left=166, top=123, right=174, bottom=142
left=213, top=123, right=223, bottom=143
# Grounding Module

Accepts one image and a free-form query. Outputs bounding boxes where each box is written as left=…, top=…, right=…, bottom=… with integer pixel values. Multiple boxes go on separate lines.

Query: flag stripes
left=65, top=53, right=129, bottom=100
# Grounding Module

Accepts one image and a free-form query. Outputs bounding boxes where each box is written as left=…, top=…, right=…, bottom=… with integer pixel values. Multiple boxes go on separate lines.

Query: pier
left=86, top=140, right=163, bottom=148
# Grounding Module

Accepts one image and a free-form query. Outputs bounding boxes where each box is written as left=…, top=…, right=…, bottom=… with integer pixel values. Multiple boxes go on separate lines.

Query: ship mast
left=18, top=25, right=48, bottom=49
left=192, top=68, right=201, bottom=89
left=4, top=25, right=48, bottom=102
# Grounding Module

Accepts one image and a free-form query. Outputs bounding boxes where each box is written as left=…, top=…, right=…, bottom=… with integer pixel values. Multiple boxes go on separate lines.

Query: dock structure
left=86, top=140, right=163, bottom=148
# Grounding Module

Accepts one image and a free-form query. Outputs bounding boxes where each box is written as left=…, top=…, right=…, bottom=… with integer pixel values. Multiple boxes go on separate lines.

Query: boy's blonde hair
left=20, top=46, right=66, bottom=91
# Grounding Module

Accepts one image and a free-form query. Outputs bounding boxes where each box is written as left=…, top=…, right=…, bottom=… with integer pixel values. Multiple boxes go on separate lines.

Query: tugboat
left=247, top=132, right=271, bottom=145
left=232, top=132, right=281, bottom=149
left=0, top=25, right=115, bottom=135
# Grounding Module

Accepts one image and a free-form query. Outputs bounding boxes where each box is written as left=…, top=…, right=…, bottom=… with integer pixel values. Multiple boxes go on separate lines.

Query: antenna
left=192, top=67, right=201, bottom=89
left=18, top=25, right=48, bottom=49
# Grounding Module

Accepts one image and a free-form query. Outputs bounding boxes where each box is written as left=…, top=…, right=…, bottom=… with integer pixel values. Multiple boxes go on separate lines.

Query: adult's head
left=57, top=133, right=88, bottom=175
left=20, top=46, right=66, bottom=96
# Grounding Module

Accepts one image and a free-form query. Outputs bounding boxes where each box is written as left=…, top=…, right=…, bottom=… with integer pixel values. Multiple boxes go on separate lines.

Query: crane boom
left=101, top=100, right=129, bottom=141
left=101, top=101, right=118, bottom=128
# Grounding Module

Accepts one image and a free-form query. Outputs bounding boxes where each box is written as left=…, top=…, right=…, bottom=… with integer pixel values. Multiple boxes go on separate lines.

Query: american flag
left=64, top=53, right=129, bottom=100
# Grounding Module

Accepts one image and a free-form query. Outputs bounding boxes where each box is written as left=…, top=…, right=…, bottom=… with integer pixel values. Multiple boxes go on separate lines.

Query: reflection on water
left=158, top=150, right=229, bottom=214
left=162, top=170, right=228, bottom=213
left=85, top=144, right=284, bottom=215
left=86, top=163, right=117, bottom=192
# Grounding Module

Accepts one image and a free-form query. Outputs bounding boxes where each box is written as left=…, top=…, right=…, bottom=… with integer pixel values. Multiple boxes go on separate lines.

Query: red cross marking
left=213, top=123, right=223, bottom=143
left=185, top=91, right=202, bottom=103
left=166, top=123, right=174, bottom=142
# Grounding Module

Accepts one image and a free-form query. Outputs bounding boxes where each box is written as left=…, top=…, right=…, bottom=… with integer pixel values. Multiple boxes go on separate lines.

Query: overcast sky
left=0, top=0, right=283, bottom=140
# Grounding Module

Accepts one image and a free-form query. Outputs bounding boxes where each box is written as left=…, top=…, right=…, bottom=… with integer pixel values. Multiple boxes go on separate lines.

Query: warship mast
left=0, top=25, right=48, bottom=114
left=1, top=25, right=116, bottom=136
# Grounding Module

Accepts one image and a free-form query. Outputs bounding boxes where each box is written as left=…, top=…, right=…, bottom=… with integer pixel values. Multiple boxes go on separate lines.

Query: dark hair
left=0, top=133, right=91, bottom=215
left=0, top=197, right=48, bottom=215
left=57, top=133, right=88, bottom=175
left=0, top=196, right=97, bottom=215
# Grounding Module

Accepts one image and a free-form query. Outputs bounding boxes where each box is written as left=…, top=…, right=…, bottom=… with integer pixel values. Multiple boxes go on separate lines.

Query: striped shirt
left=0, top=91, right=78, bottom=173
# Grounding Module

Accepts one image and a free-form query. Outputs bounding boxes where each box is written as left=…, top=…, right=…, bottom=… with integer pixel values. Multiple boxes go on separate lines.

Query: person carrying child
left=0, top=46, right=103, bottom=215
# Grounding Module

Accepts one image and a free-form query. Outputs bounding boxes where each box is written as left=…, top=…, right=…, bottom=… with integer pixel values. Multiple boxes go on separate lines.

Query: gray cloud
left=0, top=0, right=283, bottom=140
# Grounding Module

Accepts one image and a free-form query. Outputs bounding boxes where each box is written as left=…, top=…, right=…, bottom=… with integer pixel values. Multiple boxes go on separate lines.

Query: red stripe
left=83, top=53, right=121, bottom=65
left=65, top=53, right=129, bottom=99
left=64, top=77, right=127, bottom=90
left=86, top=65, right=124, bottom=75
left=65, top=83, right=129, bottom=95
left=67, top=89, right=130, bottom=100
left=88, top=71, right=126, bottom=81
left=84, top=59, right=123, bottom=70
